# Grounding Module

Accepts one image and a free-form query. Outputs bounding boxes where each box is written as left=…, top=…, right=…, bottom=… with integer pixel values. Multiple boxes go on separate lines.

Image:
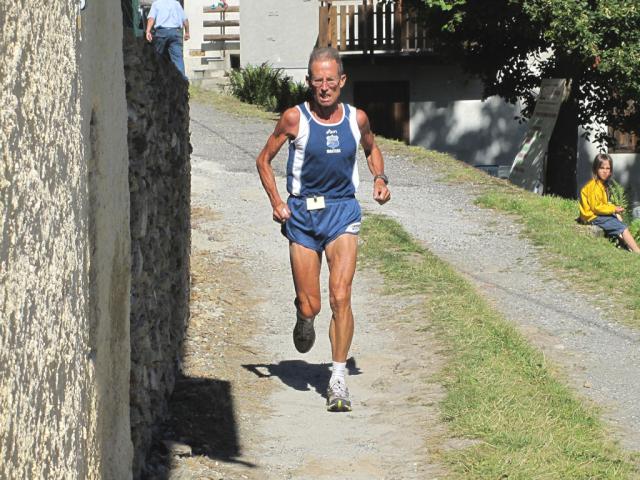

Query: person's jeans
left=153, top=28, right=187, bottom=79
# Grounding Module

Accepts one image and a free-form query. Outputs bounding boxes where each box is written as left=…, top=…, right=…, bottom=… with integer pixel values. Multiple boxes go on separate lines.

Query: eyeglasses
left=309, top=76, right=343, bottom=88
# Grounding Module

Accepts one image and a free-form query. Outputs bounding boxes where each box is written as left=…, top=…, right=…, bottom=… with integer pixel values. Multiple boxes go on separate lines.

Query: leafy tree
left=406, top=0, right=640, bottom=197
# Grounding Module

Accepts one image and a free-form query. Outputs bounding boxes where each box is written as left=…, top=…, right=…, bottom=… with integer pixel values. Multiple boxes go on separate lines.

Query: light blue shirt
left=149, top=0, right=187, bottom=28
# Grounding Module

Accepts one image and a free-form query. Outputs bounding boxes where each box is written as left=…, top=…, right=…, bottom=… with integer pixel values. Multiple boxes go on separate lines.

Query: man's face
left=307, top=59, right=346, bottom=109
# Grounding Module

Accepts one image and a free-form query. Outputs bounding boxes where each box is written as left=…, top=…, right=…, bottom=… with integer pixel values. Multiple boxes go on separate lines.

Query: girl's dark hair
left=592, top=153, right=613, bottom=178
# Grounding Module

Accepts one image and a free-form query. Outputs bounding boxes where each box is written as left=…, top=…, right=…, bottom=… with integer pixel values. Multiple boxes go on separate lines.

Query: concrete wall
left=0, top=1, right=132, bottom=479
left=240, top=0, right=318, bottom=82
left=341, top=64, right=528, bottom=167
left=123, top=34, right=191, bottom=479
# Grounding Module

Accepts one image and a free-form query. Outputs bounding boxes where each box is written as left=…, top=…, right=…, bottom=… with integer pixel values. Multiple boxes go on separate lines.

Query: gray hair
left=307, top=47, right=344, bottom=76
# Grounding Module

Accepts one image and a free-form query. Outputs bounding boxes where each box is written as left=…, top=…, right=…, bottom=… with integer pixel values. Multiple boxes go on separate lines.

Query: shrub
left=608, top=180, right=632, bottom=224
left=228, top=63, right=309, bottom=112
left=630, top=219, right=640, bottom=243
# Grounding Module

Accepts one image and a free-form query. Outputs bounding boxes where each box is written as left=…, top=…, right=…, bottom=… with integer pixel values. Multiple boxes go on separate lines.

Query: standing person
left=579, top=153, right=640, bottom=253
left=145, top=0, right=190, bottom=80
left=256, top=47, right=391, bottom=412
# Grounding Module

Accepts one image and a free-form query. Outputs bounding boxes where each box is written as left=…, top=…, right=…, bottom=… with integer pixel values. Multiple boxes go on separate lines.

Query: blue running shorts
left=282, top=195, right=362, bottom=252
left=591, top=214, right=627, bottom=238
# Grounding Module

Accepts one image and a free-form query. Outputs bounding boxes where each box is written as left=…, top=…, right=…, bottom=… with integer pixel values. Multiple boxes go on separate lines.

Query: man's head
left=306, top=47, right=346, bottom=109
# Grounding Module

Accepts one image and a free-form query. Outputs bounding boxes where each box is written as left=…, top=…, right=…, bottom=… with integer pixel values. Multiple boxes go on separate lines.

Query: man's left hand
left=373, top=179, right=391, bottom=205
left=184, top=32, right=190, bottom=41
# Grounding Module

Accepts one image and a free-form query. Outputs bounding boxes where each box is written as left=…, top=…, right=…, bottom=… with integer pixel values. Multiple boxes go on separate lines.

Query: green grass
left=189, top=85, right=279, bottom=122
left=476, top=189, right=640, bottom=326
left=377, top=137, right=504, bottom=185
left=359, top=214, right=639, bottom=479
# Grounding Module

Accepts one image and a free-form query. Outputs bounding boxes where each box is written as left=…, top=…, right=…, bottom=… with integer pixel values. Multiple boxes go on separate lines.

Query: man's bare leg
left=290, top=243, right=322, bottom=352
left=324, top=234, right=357, bottom=411
left=325, top=234, right=358, bottom=361
left=290, top=242, right=322, bottom=316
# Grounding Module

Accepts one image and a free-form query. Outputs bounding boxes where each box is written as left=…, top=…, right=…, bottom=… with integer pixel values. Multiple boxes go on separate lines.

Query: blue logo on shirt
left=326, top=129, right=340, bottom=151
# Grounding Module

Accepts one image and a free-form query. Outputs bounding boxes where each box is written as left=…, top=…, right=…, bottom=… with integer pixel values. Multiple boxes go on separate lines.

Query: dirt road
left=150, top=99, right=640, bottom=478
left=153, top=104, right=451, bottom=479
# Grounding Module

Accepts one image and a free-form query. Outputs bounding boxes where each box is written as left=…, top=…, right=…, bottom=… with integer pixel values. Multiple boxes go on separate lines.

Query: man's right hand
left=145, top=31, right=153, bottom=42
left=272, top=202, right=291, bottom=224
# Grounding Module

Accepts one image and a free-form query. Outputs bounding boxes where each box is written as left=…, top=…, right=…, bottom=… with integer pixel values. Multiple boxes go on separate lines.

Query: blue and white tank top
left=286, top=102, right=361, bottom=198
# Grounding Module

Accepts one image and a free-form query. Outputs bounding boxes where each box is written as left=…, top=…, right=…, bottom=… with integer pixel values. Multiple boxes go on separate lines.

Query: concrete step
left=190, top=76, right=230, bottom=92
left=191, top=67, right=226, bottom=80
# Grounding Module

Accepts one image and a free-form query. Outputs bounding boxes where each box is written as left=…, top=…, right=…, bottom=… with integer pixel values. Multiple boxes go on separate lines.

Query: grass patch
left=376, top=137, right=503, bottom=185
left=476, top=189, right=640, bottom=326
left=360, top=214, right=638, bottom=478
left=189, top=85, right=279, bottom=122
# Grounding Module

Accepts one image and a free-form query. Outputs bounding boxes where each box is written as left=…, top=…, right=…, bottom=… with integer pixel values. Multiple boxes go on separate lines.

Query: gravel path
left=175, top=99, right=640, bottom=477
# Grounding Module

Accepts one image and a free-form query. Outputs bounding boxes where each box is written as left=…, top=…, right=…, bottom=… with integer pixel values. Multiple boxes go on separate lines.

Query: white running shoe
left=326, top=377, right=351, bottom=412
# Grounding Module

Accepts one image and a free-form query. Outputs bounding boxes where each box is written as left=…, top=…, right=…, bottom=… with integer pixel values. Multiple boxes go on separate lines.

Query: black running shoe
left=293, top=312, right=316, bottom=353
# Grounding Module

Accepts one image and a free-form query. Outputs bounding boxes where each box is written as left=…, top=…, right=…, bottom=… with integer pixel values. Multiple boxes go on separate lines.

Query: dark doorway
left=354, top=81, right=410, bottom=143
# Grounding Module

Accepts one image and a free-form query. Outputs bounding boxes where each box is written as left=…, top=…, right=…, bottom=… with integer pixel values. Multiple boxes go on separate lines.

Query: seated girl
left=579, top=153, right=640, bottom=253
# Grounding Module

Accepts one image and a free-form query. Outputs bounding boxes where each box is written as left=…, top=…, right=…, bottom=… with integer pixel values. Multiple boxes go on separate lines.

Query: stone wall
left=0, top=2, right=132, bottom=479
left=123, top=33, right=192, bottom=478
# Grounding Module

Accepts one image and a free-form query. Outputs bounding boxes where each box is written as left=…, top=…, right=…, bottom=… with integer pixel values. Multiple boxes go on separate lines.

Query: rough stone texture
left=123, top=33, right=192, bottom=479
left=0, top=2, right=132, bottom=479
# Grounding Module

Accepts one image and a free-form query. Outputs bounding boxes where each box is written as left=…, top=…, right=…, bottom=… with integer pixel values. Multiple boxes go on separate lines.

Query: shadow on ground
left=143, top=376, right=255, bottom=479
left=242, top=357, right=362, bottom=399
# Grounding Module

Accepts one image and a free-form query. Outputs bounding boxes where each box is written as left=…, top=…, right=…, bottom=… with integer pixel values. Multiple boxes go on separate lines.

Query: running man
left=256, top=47, right=391, bottom=412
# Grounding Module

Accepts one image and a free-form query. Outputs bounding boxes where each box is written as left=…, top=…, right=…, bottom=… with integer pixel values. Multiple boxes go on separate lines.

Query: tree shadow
left=143, top=376, right=256, bottom=479
left=242, top=357, right=362, bottom=399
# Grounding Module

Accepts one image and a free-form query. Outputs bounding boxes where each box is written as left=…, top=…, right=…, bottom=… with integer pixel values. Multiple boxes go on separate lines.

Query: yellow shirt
left=579, top=178, right=616, bottom=222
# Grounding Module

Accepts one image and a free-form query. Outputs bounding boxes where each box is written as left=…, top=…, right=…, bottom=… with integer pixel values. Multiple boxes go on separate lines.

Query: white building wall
left=240, top=0, right=318, bottom=82
left=0, top=1, right=132, bottom=478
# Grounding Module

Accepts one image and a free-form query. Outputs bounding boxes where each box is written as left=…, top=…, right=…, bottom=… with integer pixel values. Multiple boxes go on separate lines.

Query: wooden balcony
left=318, top=0, right=430, bottom=55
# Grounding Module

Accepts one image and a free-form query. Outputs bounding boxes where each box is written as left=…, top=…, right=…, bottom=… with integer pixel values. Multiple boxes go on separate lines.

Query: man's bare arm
left=357, top=109, right=390, bottom=205
left=183, top=19, right=190, bottom=40
left=256, top=107, right=300, bottom=222
left=145, top=17, right=155, bottom=42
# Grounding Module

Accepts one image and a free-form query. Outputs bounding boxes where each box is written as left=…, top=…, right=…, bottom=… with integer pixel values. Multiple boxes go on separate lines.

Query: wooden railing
left=202, top=5, right=240, bottom=43
left=318, top=0, right=430, bottom=54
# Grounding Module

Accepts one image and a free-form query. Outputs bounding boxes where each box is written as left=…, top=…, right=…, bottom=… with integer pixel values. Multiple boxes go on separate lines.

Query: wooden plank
left=330, top=6, right=338, bottom=49
left=358, top=4, right=366, bottom=53
left=339, top=6, right=347, bottom=51
left=203, top=20, right=239, bottom=27
left=402, top=11, right=410, bottom=50
left=319, top=6, right=329, bottom=47
left=376, top=1, right=384, bottom=49
left=348, top=5, right=356, bottom=50
left=421, top=22, right=428, bottom=50
left=385, top=0, right=392, bottom=48
left=203, top=34, right=240, bottom=41
left=203, top=6, right=239, bottom=13
left=366, top=1, right=374, bottom=54
left=394, top=0, right=402, bottom=50
left=407, top=16, right=415, bottom=50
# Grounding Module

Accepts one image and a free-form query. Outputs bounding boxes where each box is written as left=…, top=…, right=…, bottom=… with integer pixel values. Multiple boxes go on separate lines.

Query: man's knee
left=329, top=286, right=352, bottom=312
left=296, top=296, right=321, bottom=319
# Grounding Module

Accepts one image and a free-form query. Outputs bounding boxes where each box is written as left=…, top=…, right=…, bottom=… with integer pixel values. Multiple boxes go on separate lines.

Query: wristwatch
left=373, top=174, right=389, bottom=185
